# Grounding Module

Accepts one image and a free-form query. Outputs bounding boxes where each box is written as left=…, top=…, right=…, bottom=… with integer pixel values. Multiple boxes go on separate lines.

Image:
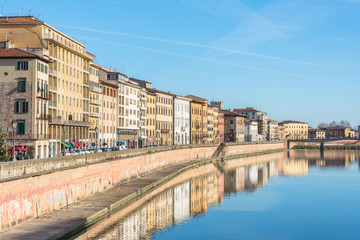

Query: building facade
left=308, top=127, right=326, bottom=139
left=99, top=79, right=118, bottom=148
left=218, top=111, right=225, bottom=143
left=267, top=119, right=279, bottom=141
left=234, top=107, right=268, bottom=139
left=0, top=16, right=94, bottom=156
left=155, top=90, right=174, bottom=146
left=146, top=90, right=156, bottom=146
left=0, top=48, right=50, bottom=159
left=186, top=95, right=208, bottom=143
left=222, top=110, right=245, bottom=143
left=173, top=95, right=191, bottom=145
left=280, top=120, right=308, bottom=139
left=89, top=63, right=101, bottom=149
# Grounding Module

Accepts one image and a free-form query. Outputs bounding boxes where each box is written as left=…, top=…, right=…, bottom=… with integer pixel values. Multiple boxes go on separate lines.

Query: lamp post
left=11, top=120, right=17, bottom=161
left=95, top=127, right=98, bottom=150
left=62, top=124, right=67, bottom=156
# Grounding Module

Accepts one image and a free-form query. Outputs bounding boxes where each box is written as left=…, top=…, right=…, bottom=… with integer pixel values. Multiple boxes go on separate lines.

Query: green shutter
left=15, top=102, right=19, bottom=113
left=25, top=102, right=29, bottom=113
left=24, top=62, right=28, bottom=70
left=45, top=65, right=48, bottom=74
left=37, top=62, right=40, bottom=71
left=17, top=62, right=21, bottom=70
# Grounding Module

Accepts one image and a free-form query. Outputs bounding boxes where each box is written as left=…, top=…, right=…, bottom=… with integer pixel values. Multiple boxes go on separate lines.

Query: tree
left=318, top=122, right=329, bottom=129
left=0, top=129, right=9, bottom=162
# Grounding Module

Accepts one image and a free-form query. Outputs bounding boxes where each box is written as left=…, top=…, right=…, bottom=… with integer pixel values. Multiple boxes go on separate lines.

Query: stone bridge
left=285, top=138, right=356, bottom=149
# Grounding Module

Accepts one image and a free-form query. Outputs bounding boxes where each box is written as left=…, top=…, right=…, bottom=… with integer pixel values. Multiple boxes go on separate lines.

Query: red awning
left=8, top=146, right=28, bottom=151
left=78, top=142, right=82, bottom=147
left=75, top=142, right=80, bottom=147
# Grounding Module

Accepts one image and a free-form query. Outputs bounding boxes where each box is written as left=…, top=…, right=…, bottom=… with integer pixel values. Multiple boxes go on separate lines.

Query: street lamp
left=62, top=124, right=67, bottom=156
left=95, top=127, right=98, bottom=150
left=11, top=120, right=17, bottom=161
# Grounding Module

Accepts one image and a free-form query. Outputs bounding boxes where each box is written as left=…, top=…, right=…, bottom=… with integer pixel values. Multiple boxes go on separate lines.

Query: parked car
left=96, top=149, right=103, bottom=153
left=64, top=151, right=71, bottom=156
left=122, top=146, right=129, bottom=150
left=84, top=149, right=92, bottom=154
left=89, top=149, right=95, bottom=154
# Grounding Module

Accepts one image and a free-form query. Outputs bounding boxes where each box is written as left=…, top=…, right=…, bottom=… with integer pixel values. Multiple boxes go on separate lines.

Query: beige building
left=280, top=120, right=308, bottom=139
left=99, top=79, right=118, bottom=148
left=154, top=89, right=174, bottom=146
left=207, top=105, right=219, bottom=143
left=267, top=119, right=279, bottom=141
left=0, top=16, right=94, bottom=156
left=308, top=127, right=326, bottom=139
left=0, top=48, right=50, bottom=159
left=89, top=63, right=101, bottom=148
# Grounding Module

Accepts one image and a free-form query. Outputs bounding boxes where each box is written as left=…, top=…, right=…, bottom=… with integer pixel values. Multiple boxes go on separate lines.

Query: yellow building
left=146, top=90, right=157, bottom=146
left=190, top=101, right=202, bottom=144
left=186, top=95, right=208, bottom=143
left=208, top=105, right=219, bottom=143
left=207, top=106, right=214, bottom=143
left=280, top=120, right=308, bottom=139
left=89, top=63, right=101, bottom=148
left=0, top=16, right=94, bottom=156
left=278, top=124, right=285, bottom=140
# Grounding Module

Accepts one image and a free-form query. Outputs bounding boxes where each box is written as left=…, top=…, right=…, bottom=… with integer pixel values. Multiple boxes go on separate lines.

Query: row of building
left=0, top=16, right=358, bottom=159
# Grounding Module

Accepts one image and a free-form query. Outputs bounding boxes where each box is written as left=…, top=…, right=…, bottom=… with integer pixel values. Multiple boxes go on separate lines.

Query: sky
left=2, top=0, right=360, bottom=128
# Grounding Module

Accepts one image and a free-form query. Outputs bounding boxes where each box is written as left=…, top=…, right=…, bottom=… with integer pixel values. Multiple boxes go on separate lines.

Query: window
left=17, top=61, right=28, bottom=70
left=18, top=78, right=26, bottom=92
left=15, top=100, right=28, bottom=114
left=17, top=121, right=25, bottom=135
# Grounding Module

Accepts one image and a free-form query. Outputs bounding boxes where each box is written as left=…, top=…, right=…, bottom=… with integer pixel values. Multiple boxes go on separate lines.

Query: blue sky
left=2, top=0, right=360, bottom=127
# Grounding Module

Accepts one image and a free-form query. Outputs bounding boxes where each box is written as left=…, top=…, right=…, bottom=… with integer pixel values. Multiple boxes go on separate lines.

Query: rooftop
left=0, top=16, right=42, bottom=23
left=220, top=110, right=246, bottom=117
left=280, top=120, right=308, bottom=124
left=0, top=48, right=50, bottom=62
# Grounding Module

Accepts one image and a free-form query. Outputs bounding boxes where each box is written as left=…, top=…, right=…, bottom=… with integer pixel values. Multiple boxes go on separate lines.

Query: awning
left=78, top=142, right=82, bottom=147
left=71, top=142, right=76, bottom=148
left=65, top=142, right=72, bottom=148
left=74, top=142, right=81, bottom=147
left=8, top=146, right=28, bottom=151
left=117, top=141, right=125, bottom=146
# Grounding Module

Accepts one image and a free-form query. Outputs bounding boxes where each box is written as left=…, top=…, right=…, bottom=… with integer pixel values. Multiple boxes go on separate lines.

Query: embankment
left=0, top=142, right=284, bottom=231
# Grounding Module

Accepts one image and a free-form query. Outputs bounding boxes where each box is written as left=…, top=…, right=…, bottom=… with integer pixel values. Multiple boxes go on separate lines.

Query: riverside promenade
left=0, top=142, right=285, bottom=238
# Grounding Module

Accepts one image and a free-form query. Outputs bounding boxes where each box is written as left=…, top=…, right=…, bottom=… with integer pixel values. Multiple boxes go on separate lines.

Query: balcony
left=140, top=106, right=147, bottom=111
left=140, top=97, right=147, bottom=102
left=49, top=101, right=57, bottom=107
left=49, top=85, right=57, bottom=92
left=36, top=114, right=49, bottom=120
left=140, top=115, right=148, bottom=120
left=49, top=117, right=90, bottom=126
left=90, top=85, right=102, bottom=93
left=49, top=69, right=57, bottom=76
left=140, top=125, right=147, bottom=129
left=90, top=112, right=101, bottom=118
left=90, top=99, right=100, bottom=105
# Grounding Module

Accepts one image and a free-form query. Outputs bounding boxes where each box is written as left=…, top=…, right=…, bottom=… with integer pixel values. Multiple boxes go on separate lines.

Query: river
left=74, top=150, right=360, bottom=240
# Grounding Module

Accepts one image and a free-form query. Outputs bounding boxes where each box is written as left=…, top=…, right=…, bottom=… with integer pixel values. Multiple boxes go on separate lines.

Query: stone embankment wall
left=0, top=142, right=283, bottom=231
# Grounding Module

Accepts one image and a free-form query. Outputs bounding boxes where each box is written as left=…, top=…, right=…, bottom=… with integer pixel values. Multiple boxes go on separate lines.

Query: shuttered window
left=15, top=101, right=28, bottom=114
left=17, top=121, right=25, bottom=135
left=18, top=78, right=26, bottom=92
left=17, top=61, right=28, bottom=70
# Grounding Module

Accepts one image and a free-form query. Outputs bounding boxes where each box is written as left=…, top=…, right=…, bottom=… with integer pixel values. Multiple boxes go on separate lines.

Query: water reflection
left=76, top=150, right=360, bottom=240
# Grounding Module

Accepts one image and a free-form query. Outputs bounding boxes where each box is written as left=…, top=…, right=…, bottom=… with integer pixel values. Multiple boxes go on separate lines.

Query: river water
left=75, top=150, right=360, bottom=240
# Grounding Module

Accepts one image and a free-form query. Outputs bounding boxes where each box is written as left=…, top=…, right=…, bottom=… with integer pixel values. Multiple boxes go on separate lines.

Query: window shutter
left=25, top=102, right=29, bottom=113
left=15, top=102, right=19, bottom=113
left=17, top=62, right=21, bottom=70
left=25, top=62, right=28, bottom=70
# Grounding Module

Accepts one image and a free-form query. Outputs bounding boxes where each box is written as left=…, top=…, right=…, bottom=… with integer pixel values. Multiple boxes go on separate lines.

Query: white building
left=267, top=119, right=279, bottom=141
left=234, top=107, right=268, bottom=138
left=173, top=95, right=191, bottom=145
left=245, top=120, right=259, bottom=142
left=117, top=74, right=141, bottom=148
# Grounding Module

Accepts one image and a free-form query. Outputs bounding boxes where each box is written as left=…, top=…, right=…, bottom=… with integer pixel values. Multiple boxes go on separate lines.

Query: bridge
left=285, top=138, right=359, bottom=149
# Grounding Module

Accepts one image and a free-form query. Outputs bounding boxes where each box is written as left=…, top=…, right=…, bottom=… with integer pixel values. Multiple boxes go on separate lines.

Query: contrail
left=71, top=34, right=345, bottom=86
left=59, top=24, right=323, bottom=67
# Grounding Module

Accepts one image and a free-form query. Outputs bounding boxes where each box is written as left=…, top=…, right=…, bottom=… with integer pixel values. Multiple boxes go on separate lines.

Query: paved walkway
left=0, top=161, right=203, bottom=240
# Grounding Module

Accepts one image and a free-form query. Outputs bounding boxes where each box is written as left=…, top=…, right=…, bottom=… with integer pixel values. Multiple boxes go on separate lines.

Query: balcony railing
left=140, top=106, right=147, bottom=111
left=140, top=125, right=147, bottom=129
left=49, top=85, right=57, bottom=92
left=49, top=69, right=57, bottom=76
left=90, top=99, right=100, bottom=105
left=49, top=101, right=57, bottom=107
left=90, top=112, right=101, bottom=118
left=140, top=97, right=148, bottom=102
left=89, top=85, right=102, bottom=93
left=49, top=117, right=90, bottom=126
left=140, top=115, right=148, bottom=120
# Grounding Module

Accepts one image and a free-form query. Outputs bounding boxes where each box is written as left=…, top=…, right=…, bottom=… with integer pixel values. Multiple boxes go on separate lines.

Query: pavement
left=0, top=161, right=202, bottom=240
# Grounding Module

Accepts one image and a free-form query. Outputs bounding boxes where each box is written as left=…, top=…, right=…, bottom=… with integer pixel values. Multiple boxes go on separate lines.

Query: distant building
left=173, top=95, right=191, bottom=145
left=233, top=107, right=268, bottom=138
left=186, top=95, right=208, bottom=144
left=210, top=101, right=224, bottom=110
left=278, top=124, right=285, bottom=141
left=267, top=119, right=279, bottom=141
left=308, top=127, right=326, bottom=139
left=279, top=120, right=308, bottom=139
left=218, top=111, right=225, bottom=143
left=245, top=120, right=259, bottom=142
left=221, top=110, right=245, bottom=143
left=327, top=127, right=350, bottom=138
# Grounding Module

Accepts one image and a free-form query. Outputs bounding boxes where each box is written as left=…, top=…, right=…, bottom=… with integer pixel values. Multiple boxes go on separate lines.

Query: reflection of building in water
left=173, top=182, right=190, bottom=223
left=268, top=161, right=279, bottom=178
left=224, top=170, right=237, bottom=195
left=218, top=172, right=225, bottom=203
left=235, top=167, right=245, bottom=192
left=244, top=163, right=269, bottom=192
left=190, top=176, right=208, bottom=215
left=207, top=173, right=220, bottom=205
left=278, top=160, right=308, bottom=176
left=155, top=188, right=174, bottom=230
left=117, top=206, right=147, bottom=240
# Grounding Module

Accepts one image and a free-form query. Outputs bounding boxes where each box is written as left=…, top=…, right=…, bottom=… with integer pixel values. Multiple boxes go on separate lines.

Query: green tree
left=0, top=129, right=9, bottom=161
